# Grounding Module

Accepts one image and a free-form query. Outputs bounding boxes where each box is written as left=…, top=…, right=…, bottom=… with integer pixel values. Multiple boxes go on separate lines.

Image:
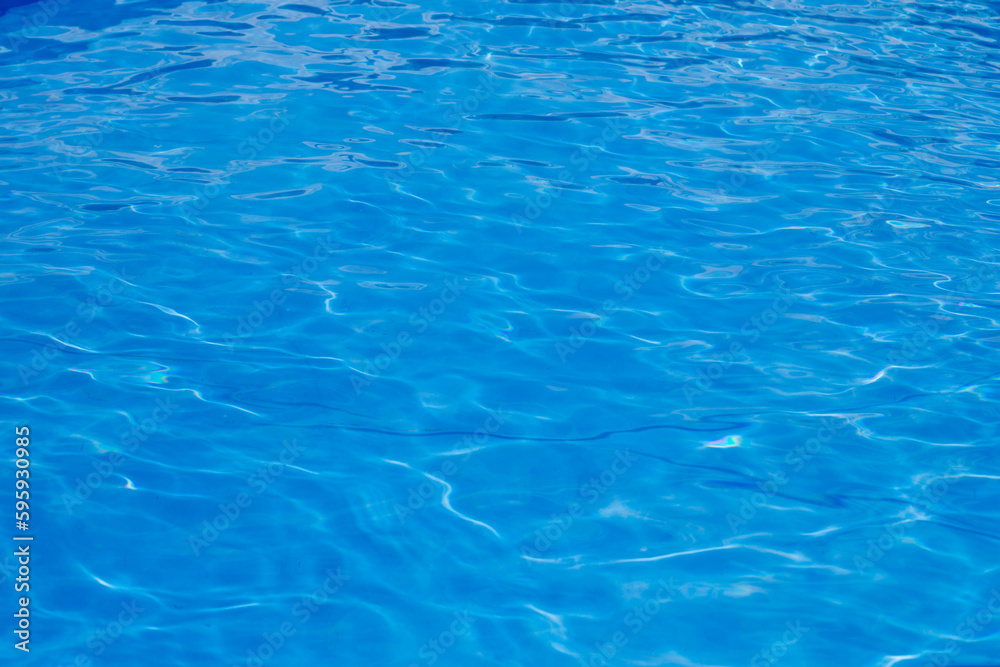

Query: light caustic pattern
left=1, top=0, right=999, bottom=666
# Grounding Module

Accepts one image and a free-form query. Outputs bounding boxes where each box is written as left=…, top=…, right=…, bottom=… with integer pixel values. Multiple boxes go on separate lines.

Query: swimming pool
left=3, top=0, right=1000, bottom=665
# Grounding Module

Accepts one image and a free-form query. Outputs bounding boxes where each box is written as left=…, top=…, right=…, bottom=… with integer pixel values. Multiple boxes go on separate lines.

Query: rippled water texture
left=3, top=0, right=1000, bottom=665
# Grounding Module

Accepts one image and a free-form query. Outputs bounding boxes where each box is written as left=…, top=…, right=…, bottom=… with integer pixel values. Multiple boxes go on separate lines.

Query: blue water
left=3, top=0, right=1000, bottom=665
